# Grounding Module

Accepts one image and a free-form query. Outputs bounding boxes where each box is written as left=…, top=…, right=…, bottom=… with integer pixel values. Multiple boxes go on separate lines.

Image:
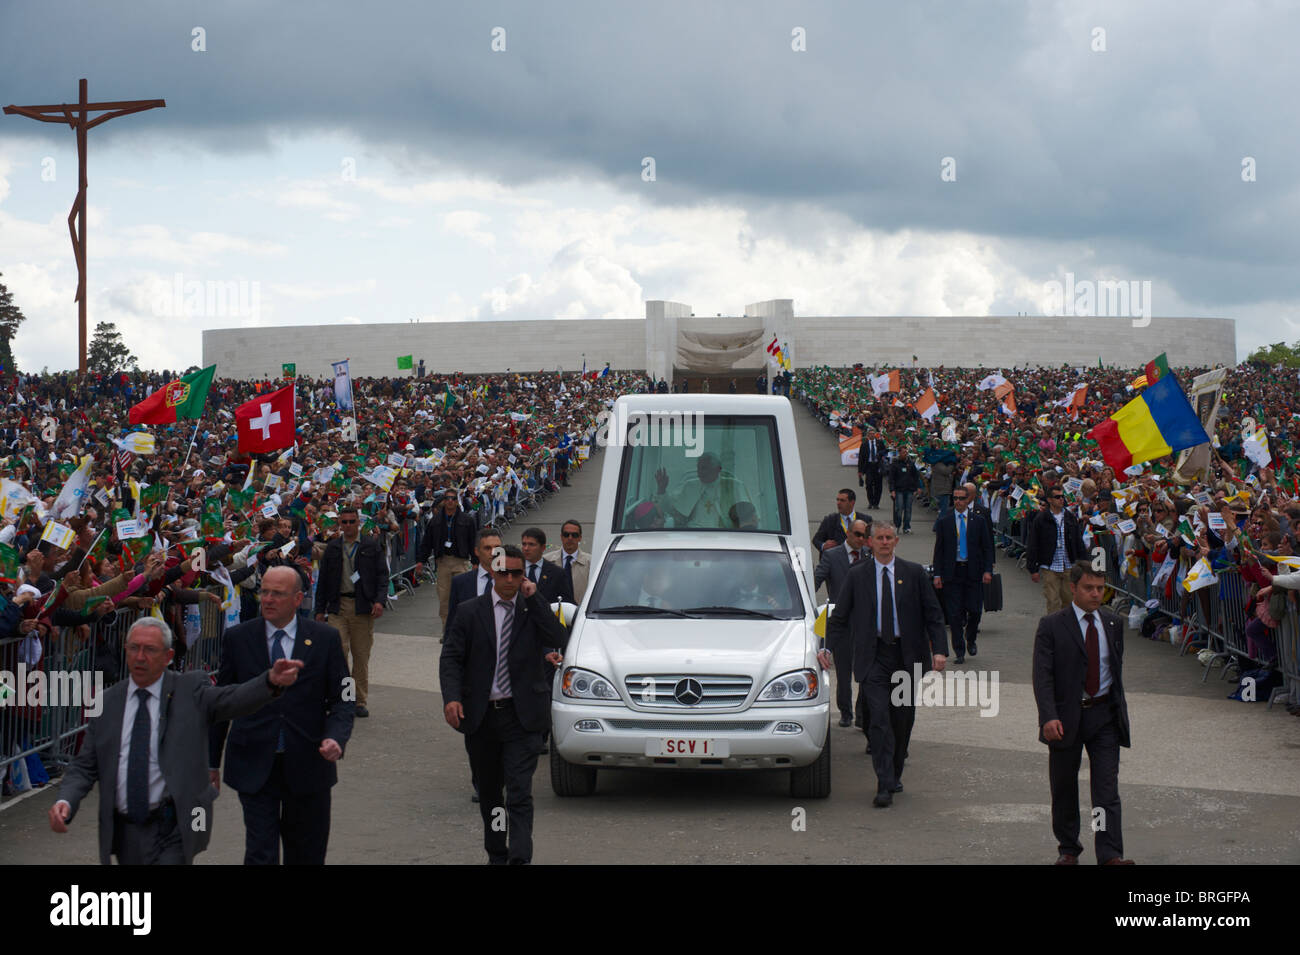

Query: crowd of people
left=797, top=358, right=1300, bottom=711
left=0, top=365, right=646, bottom=796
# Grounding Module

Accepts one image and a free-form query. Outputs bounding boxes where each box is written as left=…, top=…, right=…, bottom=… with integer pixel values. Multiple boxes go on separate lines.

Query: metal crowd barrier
left=1, top=600, right=232, bottom=786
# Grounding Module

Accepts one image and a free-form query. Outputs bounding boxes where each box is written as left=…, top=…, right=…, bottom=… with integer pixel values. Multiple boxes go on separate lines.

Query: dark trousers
left=892, top=491, right=914, bottom=531
left=112, top=807, right=186, bottom=865
left=831, top=641, right=855, bottom=720
left=238, top=754, right=332, bottom=865
left=861, top=640, right=915, bottom=790
left=1048, top=701, right=1124, bottom=862
left=466, top=701, right=542, bottom=864
left=862, top=464, right=883, bottom=507
left=942, top=562, right=983, bottom=657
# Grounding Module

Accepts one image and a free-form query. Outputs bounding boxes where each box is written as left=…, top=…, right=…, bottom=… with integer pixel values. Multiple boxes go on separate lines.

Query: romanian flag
left=1144, top=352, right=1170, bottom=385
left=914, top=387, right=939, bottom=421
left=1087, top=374, right=1208, bottom=472
left=129, top=365, right=215, bottom=425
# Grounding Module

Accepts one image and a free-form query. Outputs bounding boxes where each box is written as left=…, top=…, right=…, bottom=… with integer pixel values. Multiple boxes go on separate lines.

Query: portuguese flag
left=1144, top=352, right=1170, bottom=386
left=129, top=365, right=216, bottom=425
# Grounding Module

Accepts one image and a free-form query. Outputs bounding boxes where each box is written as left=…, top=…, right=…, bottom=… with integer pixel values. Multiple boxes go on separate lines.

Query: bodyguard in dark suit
left=932, top=488, right=996, bottom=662
left=50, top=618, right=302, bottom=864
left=812, top=489, right=869, bottom=554
left=210, top=565, right=355, bottom=865
left=520, top=527, right=575, bottom=605
left=440, top=545, right=569, bottom=864
left=444, top=528, right=502, bottom=639
left=1032, top=561, right=1133, bottom=865
left=814, top=519, right=869, bottom=726
left=820, top=521, right=948, bottom=807
left=859, top=432, right=887, bottom=508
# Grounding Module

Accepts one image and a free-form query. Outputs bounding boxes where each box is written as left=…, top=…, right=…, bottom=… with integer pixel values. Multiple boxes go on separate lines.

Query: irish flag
left=1087, top=374, right=1208, bottom=472
left=839, top=427, right=862, bottom=466
left=914, top=387, right=939, bottom=421
left=129, top=365, right=215, bottom=425
left=871, top=370, right=901, bottom=397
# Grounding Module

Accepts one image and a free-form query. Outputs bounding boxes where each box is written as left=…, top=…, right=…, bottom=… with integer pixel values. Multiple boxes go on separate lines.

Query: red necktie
left=1084, top=613, right=1100, bottom=696
left=850, top=550, right=860, bottom=563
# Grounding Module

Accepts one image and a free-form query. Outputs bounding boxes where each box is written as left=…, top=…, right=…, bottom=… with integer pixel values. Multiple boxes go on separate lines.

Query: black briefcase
left=983, top=572, right=1003, bottom=612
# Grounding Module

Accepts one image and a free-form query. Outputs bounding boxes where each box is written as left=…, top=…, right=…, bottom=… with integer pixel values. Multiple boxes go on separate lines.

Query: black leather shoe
left=854, top=716, right=863, bottom=728
left=968, top=642, right=978, bottom=657
left=1055, top=853, right=1078, bottom=865
left=355, top=705, right=370, bottom=718
left=864, top=741, right=872, bottom=755
left=890, top=781, right=903, bottom=793
left=838, top=716, right=853, bottom=727
left=872, top=790, right=893, bottom=808
left=953, top=655, right=965, bottom=664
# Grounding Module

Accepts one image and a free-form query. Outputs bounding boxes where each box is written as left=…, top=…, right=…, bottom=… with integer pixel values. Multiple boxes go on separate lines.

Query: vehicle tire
left=550, top=739, right=597, bottom=797
left=789, top=727, right=831, bottom=799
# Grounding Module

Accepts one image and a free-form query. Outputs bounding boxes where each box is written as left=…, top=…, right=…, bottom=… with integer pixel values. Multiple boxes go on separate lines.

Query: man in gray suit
left=814, top=519, right=869, bottom=727
left=49, top=618, right=302, bottom=864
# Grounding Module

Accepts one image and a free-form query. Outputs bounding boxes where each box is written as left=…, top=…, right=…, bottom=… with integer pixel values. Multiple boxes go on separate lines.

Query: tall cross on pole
left=4, top=79, right=165, bottom=375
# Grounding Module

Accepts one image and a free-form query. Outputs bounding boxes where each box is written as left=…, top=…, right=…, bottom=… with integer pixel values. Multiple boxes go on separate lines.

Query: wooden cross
left=4, top=79, right=165, bottom=374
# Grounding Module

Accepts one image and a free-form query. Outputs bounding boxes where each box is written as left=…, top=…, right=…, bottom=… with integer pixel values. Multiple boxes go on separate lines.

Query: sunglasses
left=495, top=568, right=525, bottom=578
left=561, top=531, right=581, bottom=538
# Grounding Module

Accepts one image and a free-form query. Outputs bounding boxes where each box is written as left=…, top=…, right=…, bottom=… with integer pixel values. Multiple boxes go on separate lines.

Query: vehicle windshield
left=611, top=415, right=789, bottom=533
left=588, top=549, right=805, bottom=619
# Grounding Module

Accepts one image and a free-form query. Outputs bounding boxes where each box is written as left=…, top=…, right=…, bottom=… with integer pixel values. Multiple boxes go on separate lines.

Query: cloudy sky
left=1, top=0, right=1296, bottom=372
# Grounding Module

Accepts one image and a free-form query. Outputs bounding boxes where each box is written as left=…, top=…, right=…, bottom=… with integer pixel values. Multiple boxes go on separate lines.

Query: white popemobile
left=549, top=394, right=832, bottom=798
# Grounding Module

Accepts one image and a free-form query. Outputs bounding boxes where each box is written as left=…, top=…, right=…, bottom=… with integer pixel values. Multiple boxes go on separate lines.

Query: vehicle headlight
left=756, top=669, right=819, bottom=702
left=561, top=667, right=620, bottom=701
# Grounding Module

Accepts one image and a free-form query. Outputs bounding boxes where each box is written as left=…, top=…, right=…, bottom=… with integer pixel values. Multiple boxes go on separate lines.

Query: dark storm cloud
left=3, top=0, right=1299, bottom=312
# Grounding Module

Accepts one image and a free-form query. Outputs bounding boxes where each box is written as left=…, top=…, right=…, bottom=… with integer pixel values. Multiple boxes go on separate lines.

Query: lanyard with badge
left=348, top=542, right=360, bottom=585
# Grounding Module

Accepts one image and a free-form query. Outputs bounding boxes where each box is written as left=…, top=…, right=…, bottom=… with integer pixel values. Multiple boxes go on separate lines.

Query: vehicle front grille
left=604, top=719, right=772, bottom=732
left=622, top=674, right=752, bottom=708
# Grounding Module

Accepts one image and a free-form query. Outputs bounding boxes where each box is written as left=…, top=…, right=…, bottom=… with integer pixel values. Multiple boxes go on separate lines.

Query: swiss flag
left=235, top=384, right=296, bottom=453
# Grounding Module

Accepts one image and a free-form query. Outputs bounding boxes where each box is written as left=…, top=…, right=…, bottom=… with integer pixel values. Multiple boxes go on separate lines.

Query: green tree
left=86, top=321, right=138, bottom=375
left=1247, top=341, right=1300, bottom=368
left=0, top=272, right=27, bottom=374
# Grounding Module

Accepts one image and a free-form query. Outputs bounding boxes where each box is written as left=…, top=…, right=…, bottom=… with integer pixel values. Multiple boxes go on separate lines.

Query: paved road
left=5, top=401, right=1299, bottom=864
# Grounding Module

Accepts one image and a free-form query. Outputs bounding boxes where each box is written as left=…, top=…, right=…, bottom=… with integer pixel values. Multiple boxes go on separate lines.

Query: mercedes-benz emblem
left=674, top=678, right=704, bottom=705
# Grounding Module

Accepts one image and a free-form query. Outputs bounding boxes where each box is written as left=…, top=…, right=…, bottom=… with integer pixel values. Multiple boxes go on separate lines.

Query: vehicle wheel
left=789, top=727, right=831, bottom=799
left=550, top=739, right=597, bottom=796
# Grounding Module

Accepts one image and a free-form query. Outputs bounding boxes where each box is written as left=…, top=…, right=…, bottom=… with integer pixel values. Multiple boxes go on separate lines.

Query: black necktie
left=1084, top=614, right=1100, bottom=696
left=880, top=567, right=896, bottom=643
left=127, top=687, right=152, bottom=823
left=528, top=565, right=538, bottom=583
left=270, top=629, right=287, bottom=751
left=481, top=573, right=492, bottom=596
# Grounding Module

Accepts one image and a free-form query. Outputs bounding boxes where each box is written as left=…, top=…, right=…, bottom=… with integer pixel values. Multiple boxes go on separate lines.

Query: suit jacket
left=444, top=565, right=492, bottom=638
left=1026, top=508, right=1087, bottom=574
left=526, top=558, right=575, bottom=605
left=1032, top=605, right=1131, bottom=750
left=58, top=669, right=278, bottom=864
left=814, top=543, right=865, bottom=603
left=313, top=534, right=388, bottom=617
left=543, top=546, right=591, bottom=604
left=439, top=588, right=571, bottom=735
left=932, top=509, right=996, bottom=582
left=209, top=618, right=354, bottom=795
left=812, top=510, right=868, bottom=553
left=857, top=438, right=887, bottom=472
left=826, top=556, right=948, bottom=681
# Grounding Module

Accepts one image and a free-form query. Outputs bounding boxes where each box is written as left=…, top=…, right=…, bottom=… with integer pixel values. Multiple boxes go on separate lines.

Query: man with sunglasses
left=1027, top=486, right=1087, bottom=614
left=543, top=520, right=591, bottom=604
left=440, top=545, right=569, bottom=864
left=314, top=503, right=387, bottom=718
left=814, top=518, right=870, bottom=726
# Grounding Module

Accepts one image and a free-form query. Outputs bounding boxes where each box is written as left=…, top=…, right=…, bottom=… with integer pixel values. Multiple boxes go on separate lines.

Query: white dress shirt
left=476, top=568, right=493, bottom=596
left=489, top=590, right=517, bottom=700
left=1072, top=602, right=1112, bottom=696
left=265, top=616, right=298, bottom=660
left=116, top=673, right=167, bottom=813
left=874, top=557, right=901, bottom=637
